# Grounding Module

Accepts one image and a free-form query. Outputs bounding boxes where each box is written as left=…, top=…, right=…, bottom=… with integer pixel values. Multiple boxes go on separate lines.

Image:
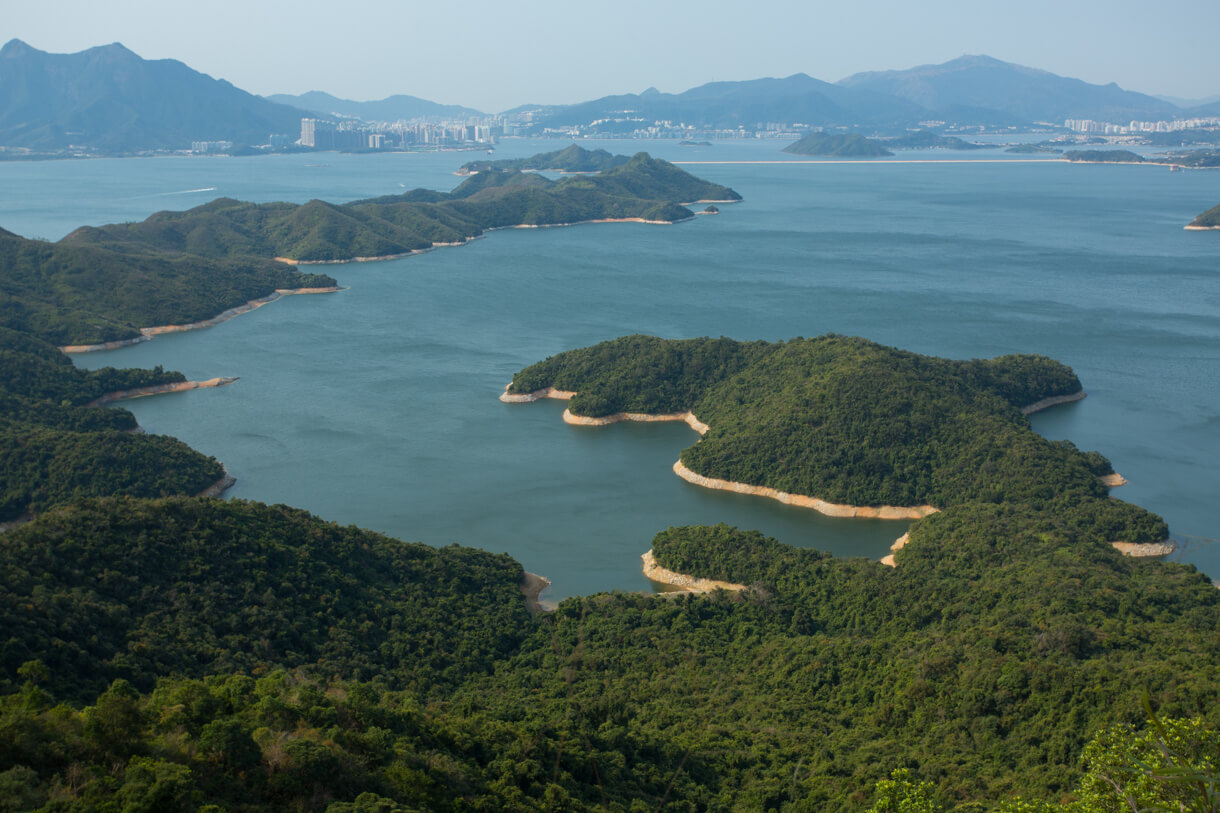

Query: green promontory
left=1188, top=203, right=1220, bottom=228
left=507, top=334, right=1165, bottom=542
left=783, top=132, right=894, bottom=157
left=61, top=152, right=741, bottom=264
left=0, top=226, right=336, bottom=346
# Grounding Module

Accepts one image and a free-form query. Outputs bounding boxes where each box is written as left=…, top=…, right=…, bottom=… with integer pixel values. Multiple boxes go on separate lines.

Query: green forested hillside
left=60, top=153, right=741, bottom=263
left=0, top=227, right=336, bottom=345
left=0, top=327, right=224, bottom=520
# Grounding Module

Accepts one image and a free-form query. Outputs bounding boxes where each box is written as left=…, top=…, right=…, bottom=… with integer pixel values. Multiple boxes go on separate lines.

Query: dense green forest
left=1189, top=202, right=1220, bottom=227
left=881, top=130, right=986, bottom=150
left=506, top=334, right=1164, bottom=544
left=459, top=145, right=630, bottom=174
left=0, top=326, right=225, bottom=520
left=782, top=133, right=893, bottom=157
left=59, top=153, right=740, bottom=263
left=2, top=192, right=1218, bottom=808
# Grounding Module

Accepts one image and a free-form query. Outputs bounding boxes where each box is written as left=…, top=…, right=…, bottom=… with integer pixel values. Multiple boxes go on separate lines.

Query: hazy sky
left=6, top=0, right=1219, bottom=112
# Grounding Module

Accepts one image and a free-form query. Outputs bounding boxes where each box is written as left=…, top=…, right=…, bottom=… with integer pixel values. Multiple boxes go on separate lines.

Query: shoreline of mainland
left=641, top=550, right=747, bottom=593
left=60, top=287, right=343, bottom=353
left=520, top=571, right=554, bottom=614
left=88, top=376, right=238, bottom=406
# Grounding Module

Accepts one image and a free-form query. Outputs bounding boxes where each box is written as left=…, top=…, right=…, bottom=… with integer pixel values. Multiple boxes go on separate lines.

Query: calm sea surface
left=3, top=139, right=1217, bottom=599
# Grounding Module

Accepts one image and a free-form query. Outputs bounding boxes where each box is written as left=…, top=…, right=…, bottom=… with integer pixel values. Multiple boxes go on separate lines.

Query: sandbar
left=1184, top=225, right=1220, bottom=231
left=641, top=550, right=746, bottom=593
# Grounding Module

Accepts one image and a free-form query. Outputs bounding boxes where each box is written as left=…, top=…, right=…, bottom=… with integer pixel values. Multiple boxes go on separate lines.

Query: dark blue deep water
left=4, top=139, right=1217, bottom=599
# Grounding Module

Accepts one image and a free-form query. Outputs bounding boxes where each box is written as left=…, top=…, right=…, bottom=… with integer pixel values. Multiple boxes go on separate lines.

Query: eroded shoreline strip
left=60, top=287, right=343, bottom=353
left=520, top=571, right=554, bottom=614
left=1020, top=390, right=1086, bottom=415
left=641, top=550, right=746, bottom=593
left=88, top=376, right=238, bottom=406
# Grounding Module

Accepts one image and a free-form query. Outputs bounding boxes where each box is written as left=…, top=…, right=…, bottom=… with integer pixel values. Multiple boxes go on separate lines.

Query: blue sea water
left=3, top=139, right=1218, bottom=599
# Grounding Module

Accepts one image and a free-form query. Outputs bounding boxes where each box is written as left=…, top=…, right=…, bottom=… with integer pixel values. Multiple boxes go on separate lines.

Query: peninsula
left=503, top=334, right=1168, bottom=550
left=457, top=144, right=629, bottom=174
left=1187, top=203, right=1220, bottom=229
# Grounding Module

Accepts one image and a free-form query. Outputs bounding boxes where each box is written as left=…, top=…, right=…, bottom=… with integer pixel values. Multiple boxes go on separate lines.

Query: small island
left=1062, top=149, right=1145, bottom=164
left=457, top=144, right=629, bottom=174
left=882, top=130, right=986, bottom=150
left=782, top=132, right=893, bottom=157
left=1187, top=203, right=1220, bottom=229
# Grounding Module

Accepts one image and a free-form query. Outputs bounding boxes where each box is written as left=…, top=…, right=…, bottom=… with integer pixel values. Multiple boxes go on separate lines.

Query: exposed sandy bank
left=641, top=550, right=747, bottom=593
left=1111, top=541, right=1177, bottom=557
left=1021, top=391, right=1086, bottom=415
left=61, top=287, right=343, bottom=353
left=198, top=466, right=237, bottom=498
left=1100, top=473, right=1128, bottom=488
left=880, top=532, right=911, bottom=567
left=673, top=460, right=938, bottom=520
left=521, top=571, right=554, bottom=614
left=499, top=386, right=710, bottom=432
left=88, top=377, right=238, bottom=406
left=1185, top=225, right=1220, bottom=231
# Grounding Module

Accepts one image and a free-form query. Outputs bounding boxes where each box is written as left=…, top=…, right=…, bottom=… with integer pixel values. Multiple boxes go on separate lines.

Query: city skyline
left=5, top=0, right=1219, bottom=113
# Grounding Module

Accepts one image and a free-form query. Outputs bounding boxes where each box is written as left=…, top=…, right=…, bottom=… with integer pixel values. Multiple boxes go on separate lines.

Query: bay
left=4, top=138, right=1218, bottom=599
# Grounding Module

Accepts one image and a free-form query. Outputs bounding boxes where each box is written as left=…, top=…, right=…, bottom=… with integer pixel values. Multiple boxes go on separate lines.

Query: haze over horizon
left=5, top=0, right=1218, bottom=113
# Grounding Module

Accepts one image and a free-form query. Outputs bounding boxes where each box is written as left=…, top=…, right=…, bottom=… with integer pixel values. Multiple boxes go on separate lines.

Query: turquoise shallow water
left=4, top=139, right=1218, bottom=599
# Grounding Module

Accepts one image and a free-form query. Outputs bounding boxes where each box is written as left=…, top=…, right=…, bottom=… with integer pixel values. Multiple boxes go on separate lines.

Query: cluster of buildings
left=1064, top=116, right=1220, bottom=135
left=300, top=117, right=511, bottom=150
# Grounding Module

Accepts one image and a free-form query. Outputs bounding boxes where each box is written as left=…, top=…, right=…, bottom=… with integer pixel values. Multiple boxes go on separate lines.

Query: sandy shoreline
left=88, top=376, right=238, bottom=406
left=1100, top=473, right=1128, bottom=488
left=673, top=460, right=938, bottom=520
left=198, top=466, right=237, bottom=498
left=60, top=287, right=342, bottom=353
left=1020, top=390, right=1086, bottom=415
left=641, top=550, right=747, bottom=593
left=520, top=571, right=554, bottom=614
left=1185, top=224, right=1220, bottom=231
left=501, top=384, right=936, bottom=518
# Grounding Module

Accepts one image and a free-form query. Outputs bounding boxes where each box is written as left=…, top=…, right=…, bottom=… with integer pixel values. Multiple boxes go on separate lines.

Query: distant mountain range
left=0, top=39, right=306, bottom=152
left=1, top=39, right=1216, bottom=156
left=837, top=55, right=1182, bottom=124
left=531, top=55, right=1206, bottom=131
left=264, top=91, right=482, bottom=123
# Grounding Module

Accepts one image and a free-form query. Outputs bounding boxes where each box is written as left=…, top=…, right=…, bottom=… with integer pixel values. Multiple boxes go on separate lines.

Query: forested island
left=1187, top=203, right=1220, bottom=228
left=457, top=144, right=630, bottom=174
left=2, top=155, right=1219, bottom=809
left=1062, top=149, right=1145, bottom=163
left=782, top=132, right=894, bottom=157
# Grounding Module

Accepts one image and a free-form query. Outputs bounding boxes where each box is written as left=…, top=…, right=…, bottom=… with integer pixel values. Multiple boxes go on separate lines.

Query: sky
left=5, top=0, right=1219, bottom=113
